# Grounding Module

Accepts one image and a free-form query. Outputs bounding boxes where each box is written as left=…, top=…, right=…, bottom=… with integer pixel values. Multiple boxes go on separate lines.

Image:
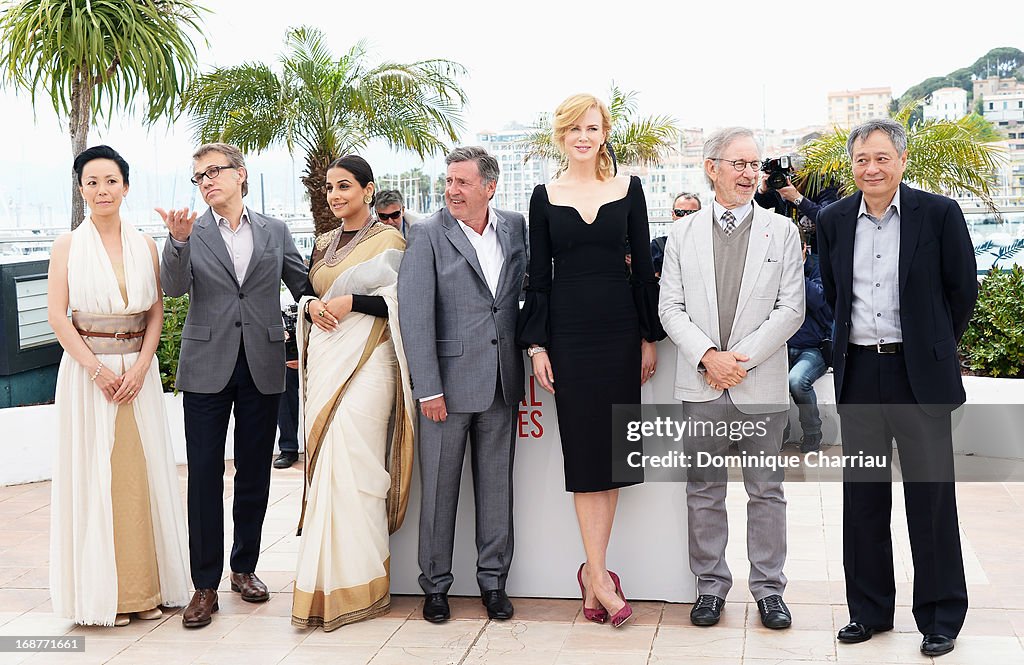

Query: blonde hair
left=552, top=94, right=615, bottom=180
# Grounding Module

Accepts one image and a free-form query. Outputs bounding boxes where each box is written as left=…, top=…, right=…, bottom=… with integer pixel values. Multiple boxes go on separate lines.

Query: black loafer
left=689, top=594, right=725, bottom=626
left=756, top=594, right=792, bottom=629
left=921, top=634, right=955, bottom=657
left=481, top=589, right=514, bottom=620
left=837, top=622, right=892, bottom=643
left=273, top=452, right=298, bottom=469
left=422, top=593, right=450, bottom=623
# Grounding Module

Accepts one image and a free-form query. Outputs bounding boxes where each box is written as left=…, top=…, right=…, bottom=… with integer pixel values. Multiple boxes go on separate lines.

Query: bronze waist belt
left=72, top=311, right=146, bottom=354
left=76, top=329, right=145, bottom=339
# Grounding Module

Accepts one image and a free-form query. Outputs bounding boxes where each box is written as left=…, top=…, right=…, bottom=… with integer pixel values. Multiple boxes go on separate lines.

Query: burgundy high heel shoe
left=577, top=563, right=608, bottom=623
left=606, top=570, right=634, bottom=628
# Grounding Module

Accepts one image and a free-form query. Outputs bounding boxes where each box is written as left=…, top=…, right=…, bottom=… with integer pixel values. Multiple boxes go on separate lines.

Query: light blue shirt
left=850, top=189, right=902, bottom=345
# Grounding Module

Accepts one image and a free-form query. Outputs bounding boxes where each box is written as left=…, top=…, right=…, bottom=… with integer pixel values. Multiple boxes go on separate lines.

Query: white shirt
left=712, top=200, right=754, bottom=229
left=457, top=208, right=505, bottom=297
left=215, top=207, right=254, bottom=284
left=421, top=208, right=505, bottom=404
left=168, top=206, right=254, bottom=285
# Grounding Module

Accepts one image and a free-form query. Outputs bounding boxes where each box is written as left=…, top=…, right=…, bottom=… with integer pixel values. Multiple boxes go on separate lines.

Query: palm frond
left=182, top=63, right=289, bottom=152
left=994, top=239, right=1024, bottom=264
left=974, top=240, right=996, bottom=256
left=0, top=0, right=207, bottom=123
left=611, top=115, right=680, bottom=167
left=797, top=100, right=1005, bottom=211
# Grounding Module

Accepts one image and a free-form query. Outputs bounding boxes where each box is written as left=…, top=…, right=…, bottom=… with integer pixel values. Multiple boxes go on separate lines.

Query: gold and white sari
left=291, top=223, right=415, bottom=630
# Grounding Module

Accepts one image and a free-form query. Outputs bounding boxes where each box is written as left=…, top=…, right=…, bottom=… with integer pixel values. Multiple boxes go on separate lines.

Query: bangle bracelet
left=90, top=364, right=103, bottom=382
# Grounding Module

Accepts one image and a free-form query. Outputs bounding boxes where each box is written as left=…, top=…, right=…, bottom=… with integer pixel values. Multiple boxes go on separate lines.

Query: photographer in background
left=783, top=234, right=833, bottom=453
left=273, top=303, right=300, bottom=469
left=755, top=154, right=839, bottom=264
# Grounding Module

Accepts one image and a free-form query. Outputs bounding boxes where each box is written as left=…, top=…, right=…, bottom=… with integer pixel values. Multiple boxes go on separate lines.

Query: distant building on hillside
left=924, top=87, right=969, bottom=122
left=477, top=123, right=553, bottom=215
left=827, top=87, right=892, bottom=127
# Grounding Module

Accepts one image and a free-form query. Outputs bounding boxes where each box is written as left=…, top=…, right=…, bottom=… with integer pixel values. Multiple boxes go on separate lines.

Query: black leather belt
left=849, top=342, right=903, bottom=354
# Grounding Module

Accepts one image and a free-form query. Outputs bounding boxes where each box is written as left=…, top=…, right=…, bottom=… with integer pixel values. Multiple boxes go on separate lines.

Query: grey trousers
left=417, top=382, right=517, bottom=595
left=683, top=392, right=788, bottom=600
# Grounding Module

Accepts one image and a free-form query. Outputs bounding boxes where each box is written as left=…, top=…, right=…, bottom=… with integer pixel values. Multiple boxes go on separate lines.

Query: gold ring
left=319, top=309, right=327, bottom=317
left=129, top=389, right=135, bottom=395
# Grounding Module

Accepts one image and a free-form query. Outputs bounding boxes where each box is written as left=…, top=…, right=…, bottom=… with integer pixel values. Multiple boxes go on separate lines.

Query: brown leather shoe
left=182, top=589, right=218, bottom=628
left=230, top=572, right=270, bottom=603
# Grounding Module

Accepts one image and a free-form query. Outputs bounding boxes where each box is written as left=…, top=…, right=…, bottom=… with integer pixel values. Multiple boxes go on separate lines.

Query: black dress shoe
left=274, top=452, right=298, bottom=469
left=837, top=622, right=892, bottom=643
left=689, top=594, right=725, bottom=626
left=481, top=589, right=514, bottom=620
left=756, top=594, right=792, bottom=629
left=921, top=634, right=955, bottom=657
left=422, top=593, right=450, bottom=623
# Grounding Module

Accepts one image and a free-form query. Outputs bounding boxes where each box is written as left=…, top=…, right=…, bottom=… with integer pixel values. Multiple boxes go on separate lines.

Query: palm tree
left=520, top=84, right=681, bottom=172
left=0, top=0, right=207, bottom=228
left=182, top=26, right=467, bottom=235
left=799, top=99, right=1006, bottom=212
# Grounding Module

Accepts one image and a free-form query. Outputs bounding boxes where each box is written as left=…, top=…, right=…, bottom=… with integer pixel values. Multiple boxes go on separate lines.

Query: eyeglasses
left=712, top=158, right=760, bottom=172
left=673, top=208, right=698, bottom=217
left=377, top=210, right=403, bottom=221
left=190, top=165, right=237, bottom=186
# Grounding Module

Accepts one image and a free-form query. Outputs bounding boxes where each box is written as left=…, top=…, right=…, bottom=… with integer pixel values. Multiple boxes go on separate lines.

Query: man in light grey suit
left=658, top=127, right=804, bottom=630
left=157, top=143, right=308, bottom=628
left=397, top=146, right=528, bottom=624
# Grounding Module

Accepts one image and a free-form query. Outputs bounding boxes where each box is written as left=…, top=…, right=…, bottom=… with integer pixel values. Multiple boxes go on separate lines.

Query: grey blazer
left=657, top=205, right=805, bottom=413
left=397, top=207, right=528, bottom=413
left=160, top=209, right=309, bottom=394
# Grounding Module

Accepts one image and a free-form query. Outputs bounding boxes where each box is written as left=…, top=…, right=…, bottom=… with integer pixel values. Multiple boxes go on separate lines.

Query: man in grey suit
left=658, top=127, right=804, bottom=629
left=157, top=143, right=308, bottom=628
left=397, top=146, right=528, bottom=623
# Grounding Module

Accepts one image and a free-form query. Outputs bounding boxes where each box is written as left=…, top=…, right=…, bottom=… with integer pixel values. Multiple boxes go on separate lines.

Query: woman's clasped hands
left=92, top=361, right=148, bottom=405
left=307, top=296, right=353, bottom=333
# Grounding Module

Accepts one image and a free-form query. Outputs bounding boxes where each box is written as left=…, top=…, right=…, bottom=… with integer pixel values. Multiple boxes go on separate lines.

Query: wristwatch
left=527, top=346, right=547, bottom=357
left=792, top=195, right=804, bottom=207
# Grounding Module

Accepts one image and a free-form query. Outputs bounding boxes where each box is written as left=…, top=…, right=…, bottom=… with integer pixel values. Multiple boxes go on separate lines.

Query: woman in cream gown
left=291, top=155, right=414, bottom=631
left=48, top=146, right=190, bottom=626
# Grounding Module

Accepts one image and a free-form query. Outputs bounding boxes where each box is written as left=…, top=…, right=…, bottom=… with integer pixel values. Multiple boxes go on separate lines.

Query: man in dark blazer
left=158, top=143, right=309, bottom=628
left=398, top=146, right=528, bottom=624
left=817, top=119, right=978, bottom=658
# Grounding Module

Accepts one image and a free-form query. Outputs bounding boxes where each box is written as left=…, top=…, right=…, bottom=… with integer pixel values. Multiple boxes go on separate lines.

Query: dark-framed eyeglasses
left=711, top=158, right=760, bottom=172
left=377, top=210, right=403, bottom=221
left=190, top=165, right=237, bottom=186
left=673, top=208, right=698, bottom=218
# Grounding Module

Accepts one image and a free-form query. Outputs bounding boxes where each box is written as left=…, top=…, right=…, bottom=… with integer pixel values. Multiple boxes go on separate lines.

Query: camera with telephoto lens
left=282, top=303, right=298, bottom=361
left=761, top=155, right=796, bottom=190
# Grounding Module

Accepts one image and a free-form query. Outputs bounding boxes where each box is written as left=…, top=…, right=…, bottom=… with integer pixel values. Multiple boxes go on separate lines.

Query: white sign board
left=388, top=340, right=697, bottom=602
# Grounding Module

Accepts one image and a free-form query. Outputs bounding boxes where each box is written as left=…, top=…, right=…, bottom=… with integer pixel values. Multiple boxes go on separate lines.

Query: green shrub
left=961, top=266, right=1024, bottom=378
left=157, top=295, right=189, bottom=392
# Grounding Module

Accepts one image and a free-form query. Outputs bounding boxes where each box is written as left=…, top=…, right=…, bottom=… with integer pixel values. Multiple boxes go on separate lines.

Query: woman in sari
left=47, top=145, right=190, bottom=626
left=291, top=155, right=415, bottom=630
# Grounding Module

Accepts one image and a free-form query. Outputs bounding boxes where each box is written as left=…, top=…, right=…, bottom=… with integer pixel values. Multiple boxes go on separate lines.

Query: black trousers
left=276, top=366, right=300, bottom=454
left=838, top=346, right=968, bottom=638
left=183, top=345, right=281, bottom=589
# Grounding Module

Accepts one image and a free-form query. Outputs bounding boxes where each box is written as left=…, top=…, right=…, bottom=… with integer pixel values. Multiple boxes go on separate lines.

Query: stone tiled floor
left=1, top=463, right=1022, bottom=664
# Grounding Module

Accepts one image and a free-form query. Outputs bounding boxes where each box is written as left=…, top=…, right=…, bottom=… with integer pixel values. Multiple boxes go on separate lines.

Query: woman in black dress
left=517, top=94, right=664, bottom=627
